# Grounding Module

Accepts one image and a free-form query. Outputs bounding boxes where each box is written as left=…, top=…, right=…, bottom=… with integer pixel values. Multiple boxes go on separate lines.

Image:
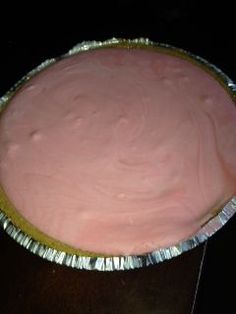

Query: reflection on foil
left=0, top=197, right=235, bottom=271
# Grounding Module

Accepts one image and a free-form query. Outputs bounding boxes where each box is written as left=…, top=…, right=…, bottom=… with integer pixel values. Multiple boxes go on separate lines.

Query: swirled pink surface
left=0, top=48, right=235, bottom=255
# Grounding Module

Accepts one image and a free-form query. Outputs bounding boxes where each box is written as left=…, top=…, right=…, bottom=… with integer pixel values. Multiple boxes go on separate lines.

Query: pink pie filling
left=0, top=48, right=235, bottom=255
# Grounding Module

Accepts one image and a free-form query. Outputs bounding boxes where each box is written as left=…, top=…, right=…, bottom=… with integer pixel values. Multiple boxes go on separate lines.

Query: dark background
left=0, top=1, right=235, bottom=313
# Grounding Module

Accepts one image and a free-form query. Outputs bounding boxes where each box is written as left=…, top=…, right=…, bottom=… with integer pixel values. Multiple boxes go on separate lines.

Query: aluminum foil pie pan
left=0, top=38, right=235, bottom=271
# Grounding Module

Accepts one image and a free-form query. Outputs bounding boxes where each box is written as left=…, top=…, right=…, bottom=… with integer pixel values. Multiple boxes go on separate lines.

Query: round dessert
left=0, top=47, right=235, bottom=256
